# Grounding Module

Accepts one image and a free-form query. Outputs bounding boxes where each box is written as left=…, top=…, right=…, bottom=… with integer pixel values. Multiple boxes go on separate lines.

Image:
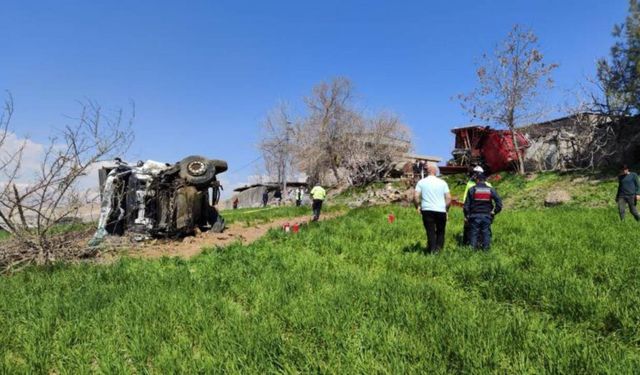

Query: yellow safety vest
left=310, top=186, right=326, bottom=200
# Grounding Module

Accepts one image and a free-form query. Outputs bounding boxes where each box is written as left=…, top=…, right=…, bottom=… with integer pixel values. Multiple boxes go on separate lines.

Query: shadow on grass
left=402, top=242, right=426, bottom=254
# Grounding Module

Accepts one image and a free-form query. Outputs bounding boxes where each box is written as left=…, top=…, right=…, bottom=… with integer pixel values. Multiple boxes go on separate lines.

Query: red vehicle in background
left=440, top=126, right=529, bottom=174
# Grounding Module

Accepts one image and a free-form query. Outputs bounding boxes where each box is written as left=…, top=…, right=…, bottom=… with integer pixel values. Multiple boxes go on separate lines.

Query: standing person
left=462, top=166, right=490, bottom=245
left=310, top=184, right=326, bottom=221
left=617, top=164, right=640, bottom=221
left=414, top=164, right=451, bottom=254
left=262, top=190, right=269, bottom=208
left=295, top=187, right=303, bottom=207
left=412, top=160, right=421, bottom=182
left=232, top=197, right=239, bottom=210
left=274, top=189, right=283, bottom=206
left=463, top=174, right=503, bottom=251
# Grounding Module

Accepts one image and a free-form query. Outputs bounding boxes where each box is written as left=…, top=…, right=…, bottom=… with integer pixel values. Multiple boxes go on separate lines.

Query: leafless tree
left=0, top=94, right=134, bottom=273
left=341, top=112, right=411, bottom=186
left=259, top=102, right=296, bottom=191
left=297, top=77, right=358, bottom=185
left=259, top=77, right=414, bottom=188
left=458, top=25, right=559, bottom=174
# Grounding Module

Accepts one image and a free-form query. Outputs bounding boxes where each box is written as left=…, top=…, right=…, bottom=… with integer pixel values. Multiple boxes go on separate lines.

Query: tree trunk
left=330, top=163, right=340, bottom=185
left=510, top=129, right=525, bottom=174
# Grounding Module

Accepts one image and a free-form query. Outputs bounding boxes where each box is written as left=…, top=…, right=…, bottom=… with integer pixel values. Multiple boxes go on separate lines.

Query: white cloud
left=0, top=132, right=110, bottom=197
left=0, top=132, right=46, bottom=182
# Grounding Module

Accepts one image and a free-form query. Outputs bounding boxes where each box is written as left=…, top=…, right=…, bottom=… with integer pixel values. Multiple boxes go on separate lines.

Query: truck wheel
left=179, top=155, right=216, bottom=187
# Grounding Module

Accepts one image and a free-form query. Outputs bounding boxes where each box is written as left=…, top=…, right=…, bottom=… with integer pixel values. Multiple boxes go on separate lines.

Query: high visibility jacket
left=310, top=186, right=326, bottom=200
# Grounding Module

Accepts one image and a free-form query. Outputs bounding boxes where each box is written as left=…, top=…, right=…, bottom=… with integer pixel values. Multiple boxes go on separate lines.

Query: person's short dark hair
left=622, top=164, right=629, bottom=171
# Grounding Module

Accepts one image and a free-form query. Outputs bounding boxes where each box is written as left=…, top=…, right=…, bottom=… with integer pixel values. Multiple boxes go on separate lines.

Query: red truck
left=439, top=126, right=529, bottom=174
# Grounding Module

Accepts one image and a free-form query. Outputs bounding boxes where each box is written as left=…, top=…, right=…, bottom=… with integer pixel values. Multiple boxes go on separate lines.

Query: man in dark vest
left=463, top=173, right=503, bottom=251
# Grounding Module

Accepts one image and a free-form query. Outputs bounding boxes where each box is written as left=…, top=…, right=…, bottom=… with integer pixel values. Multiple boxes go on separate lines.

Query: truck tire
left=179, top=155, right=216, bottom=187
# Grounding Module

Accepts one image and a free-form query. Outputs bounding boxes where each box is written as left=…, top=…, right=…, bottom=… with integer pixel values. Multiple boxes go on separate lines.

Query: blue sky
left=0, top=0, right=628, bottom=192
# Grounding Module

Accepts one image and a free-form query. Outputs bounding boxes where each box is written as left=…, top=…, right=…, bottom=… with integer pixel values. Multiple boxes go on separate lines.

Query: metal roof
left=233, top=181, right=308, bottom=192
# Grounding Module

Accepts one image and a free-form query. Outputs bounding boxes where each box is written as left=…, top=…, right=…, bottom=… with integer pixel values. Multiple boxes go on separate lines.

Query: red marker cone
left=388, top=213, right=395, bottom=223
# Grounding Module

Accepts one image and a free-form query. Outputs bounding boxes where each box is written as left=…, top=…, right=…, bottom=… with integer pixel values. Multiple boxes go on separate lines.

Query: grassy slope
left=220, top=204, right=343, bottom=226
left=444, top=171, right=619, bottom=209
left=1, top=204, right=639, bottom=373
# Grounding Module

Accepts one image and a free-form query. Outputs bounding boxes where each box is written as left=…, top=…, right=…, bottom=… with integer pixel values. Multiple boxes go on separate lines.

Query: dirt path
left=112, top=211, right=344, bottom=259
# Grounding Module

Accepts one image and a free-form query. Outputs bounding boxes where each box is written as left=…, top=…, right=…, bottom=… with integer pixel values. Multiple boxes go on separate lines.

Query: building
left=223, top=181, right=308, bottom=209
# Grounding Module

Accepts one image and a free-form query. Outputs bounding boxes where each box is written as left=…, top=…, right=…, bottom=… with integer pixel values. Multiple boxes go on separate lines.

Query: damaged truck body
left=440, top=126, right=530, bottom=174
left=90, top=155, right=228, bottom=245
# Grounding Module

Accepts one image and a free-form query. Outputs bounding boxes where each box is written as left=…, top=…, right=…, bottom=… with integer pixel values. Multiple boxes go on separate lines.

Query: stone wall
left=521, top=114, right=640, bottom=171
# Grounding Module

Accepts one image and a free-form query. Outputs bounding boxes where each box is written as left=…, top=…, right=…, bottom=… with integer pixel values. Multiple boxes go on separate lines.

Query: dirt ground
left=99, top=211, right=343, bottom=260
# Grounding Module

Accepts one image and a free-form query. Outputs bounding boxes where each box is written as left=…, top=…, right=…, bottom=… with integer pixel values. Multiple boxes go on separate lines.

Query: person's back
left=414, top=165, right=451, bottom=253
left=463, top=176, right=502, bottom=250
left=310, top=185, right=326, bottom=201
left=464, top=182, right=502, bottom=218
left=310, top=185, right=326, bottom=221
left=416, top=175, right=449, bottom=212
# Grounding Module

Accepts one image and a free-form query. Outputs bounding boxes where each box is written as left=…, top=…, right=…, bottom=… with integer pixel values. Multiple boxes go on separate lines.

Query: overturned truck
left=90, top=155, right=228, bottom=245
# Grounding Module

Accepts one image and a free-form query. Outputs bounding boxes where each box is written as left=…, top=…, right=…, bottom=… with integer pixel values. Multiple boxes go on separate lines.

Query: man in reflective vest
left=310, top=184, right=326, bottom=221
left=295, top=187, right=304, bottom=207
left=463, top=173, right=502, bottom=251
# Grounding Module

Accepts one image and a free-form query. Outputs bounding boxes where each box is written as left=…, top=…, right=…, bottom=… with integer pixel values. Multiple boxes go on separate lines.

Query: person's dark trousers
left=469, top=215, right=493, bottom=250
left=462, top=221, right=470, bottom=245
left=421, top=210, right=447, bottom=253
left=618, top=195, right=640, bottom=221
left=296, top=199, right=301, bottom=207
left=312, top=199, right=323, bottom=221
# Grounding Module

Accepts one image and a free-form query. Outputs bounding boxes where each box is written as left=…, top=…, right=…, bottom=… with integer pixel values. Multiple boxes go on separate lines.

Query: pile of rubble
left=344, top=183, right=413, bottom=208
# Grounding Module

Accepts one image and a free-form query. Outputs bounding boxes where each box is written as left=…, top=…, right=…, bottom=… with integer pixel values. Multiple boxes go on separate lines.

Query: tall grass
left=1, top=206, right=639, bottom=373
left=444, top=172, right=620, bottom=209
left=220, top=204, right=343, bottom=226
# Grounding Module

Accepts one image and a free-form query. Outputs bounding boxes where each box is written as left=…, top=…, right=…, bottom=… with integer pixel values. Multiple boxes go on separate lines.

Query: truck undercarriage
left=89, top=155, right=228, bottom=246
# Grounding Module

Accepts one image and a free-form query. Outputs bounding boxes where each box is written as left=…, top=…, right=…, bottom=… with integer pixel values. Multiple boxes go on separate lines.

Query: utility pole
left=283, top=121, right=292, bottom=198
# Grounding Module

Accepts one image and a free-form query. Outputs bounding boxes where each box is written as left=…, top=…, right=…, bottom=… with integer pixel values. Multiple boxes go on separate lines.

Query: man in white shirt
left=414, top=164, right=451, bottom=253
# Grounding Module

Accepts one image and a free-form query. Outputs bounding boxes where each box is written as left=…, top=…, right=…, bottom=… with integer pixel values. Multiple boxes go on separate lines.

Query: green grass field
left=2, top=203, right=639, bottom=373
left=220, top=204, right=343, bottom=226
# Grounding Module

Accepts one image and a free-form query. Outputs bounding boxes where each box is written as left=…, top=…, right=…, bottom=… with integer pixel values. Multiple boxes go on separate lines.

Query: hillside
left=331, top=171, right=620, bottom=210
left=444, top=171, right=619, bottom=209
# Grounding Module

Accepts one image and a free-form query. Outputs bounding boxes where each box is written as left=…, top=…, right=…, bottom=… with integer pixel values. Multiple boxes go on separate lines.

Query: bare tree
left=342, top=112, right=411, bottom=186
left=0, top=94, right=134, bottom=273
left=458, top=25, right=559, bottom=174
left=259, top=102, right=296, bottom=191
left=298, top=77, right=357, bottom=185
left=259, top=77, right=414, bottom=188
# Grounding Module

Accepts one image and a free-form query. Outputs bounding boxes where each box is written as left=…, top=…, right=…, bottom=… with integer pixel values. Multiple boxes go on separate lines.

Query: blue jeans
left=469, top=215, right=492, bottom=250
